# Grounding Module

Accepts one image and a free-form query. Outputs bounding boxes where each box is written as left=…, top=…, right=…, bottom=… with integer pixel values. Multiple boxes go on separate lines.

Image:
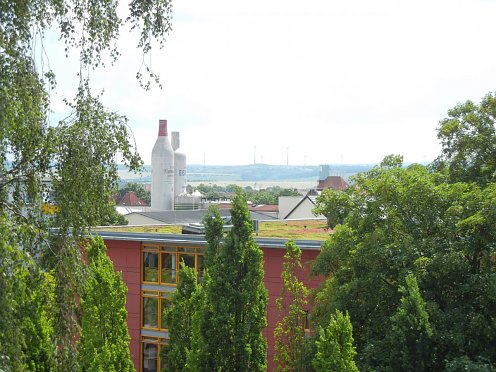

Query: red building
left=99, top=231, right=323, bottom=372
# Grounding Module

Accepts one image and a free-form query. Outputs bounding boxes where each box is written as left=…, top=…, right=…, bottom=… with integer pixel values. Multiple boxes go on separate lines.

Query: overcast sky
left=47, top=0, right=496, bottom=166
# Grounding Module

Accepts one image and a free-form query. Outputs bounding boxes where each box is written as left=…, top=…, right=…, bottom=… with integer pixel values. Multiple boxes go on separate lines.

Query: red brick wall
left=262, top=247, right=321, bottom=372
left=104, top=238, right=322, bottom=372
left=105, top=239, right=141, bottom=371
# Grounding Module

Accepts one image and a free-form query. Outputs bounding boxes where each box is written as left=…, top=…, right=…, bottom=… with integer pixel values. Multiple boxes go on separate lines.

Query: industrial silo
left=151, top=120, right=174, bottom=210
left=172, top=131, right=187, bottom=200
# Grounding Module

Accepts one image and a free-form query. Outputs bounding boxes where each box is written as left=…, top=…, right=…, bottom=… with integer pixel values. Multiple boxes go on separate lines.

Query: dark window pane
left=179, top=254, right=195, bottom=269
left=197, top=255, right=205, bottom=283
left=143, top=297, right=158, bottom=328
left=143, top=252, right=158, bottom=282
left=161, top=253, right=176, bottom=284
left=142, top=343, right=158, bottom=372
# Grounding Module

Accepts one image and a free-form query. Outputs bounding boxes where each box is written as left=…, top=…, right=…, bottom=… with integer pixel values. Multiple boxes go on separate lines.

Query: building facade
left=99, top=231, right=323, bottom=372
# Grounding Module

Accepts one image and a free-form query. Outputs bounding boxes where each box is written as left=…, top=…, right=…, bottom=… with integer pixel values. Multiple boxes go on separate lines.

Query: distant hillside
left=118, top=163, right=374, bottom=183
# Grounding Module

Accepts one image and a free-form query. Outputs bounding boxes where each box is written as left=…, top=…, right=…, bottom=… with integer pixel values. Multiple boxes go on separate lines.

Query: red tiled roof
left=249, top=204, right=279, bottom=212
left=114, top=191, right=148, bottom=206
left=317, top=176, right=349, bottom=191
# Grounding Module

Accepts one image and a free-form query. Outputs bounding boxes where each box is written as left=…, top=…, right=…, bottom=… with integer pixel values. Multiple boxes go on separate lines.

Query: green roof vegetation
left=94, top=225, right=182, bottom=234
left=95, top=219, right=330, bottom=240
left=258, top=220, right=330, bottom=240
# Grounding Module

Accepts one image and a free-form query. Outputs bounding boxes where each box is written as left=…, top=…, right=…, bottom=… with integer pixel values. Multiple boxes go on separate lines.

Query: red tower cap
left=158, top=120, right=168, bottom=136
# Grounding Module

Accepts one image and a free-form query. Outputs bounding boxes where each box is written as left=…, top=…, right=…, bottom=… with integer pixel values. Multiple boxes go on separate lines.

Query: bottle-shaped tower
left=151, top=120, right=174, bottom=210
left=172, top=131, right=187, bottom=199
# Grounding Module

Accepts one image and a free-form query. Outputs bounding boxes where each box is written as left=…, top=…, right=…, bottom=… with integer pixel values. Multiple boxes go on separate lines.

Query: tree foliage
left=247, top=186, right=301, bottom=205
left=78, top=237, right=134, bottom=371
left=312, top=310, right=358, bottom=372
left=161, top=263, right=203, bottom=371
left=311, top=153, right=496, bottom=370
left=387, top=273, right=433, bottom=371
left=433, top=92, right=496, bottom=186
left=192, top=183, right=301, bottom=204
left=0, top=0, right=172, bottom=369
left=193, top=188, right=268, bottom=371
left=312, top=189, right=352, bottom=229
left=273, top=240, right=309, bottom=372
left=0, top=214, right=57, bottom=371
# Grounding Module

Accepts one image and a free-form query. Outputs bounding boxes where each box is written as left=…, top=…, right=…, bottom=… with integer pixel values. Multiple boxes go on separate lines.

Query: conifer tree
left=274, top=240, right=309, bottom=372
left=196, top=188, right=268, bottom=371
left=78, top=237, right=134, bottom=372
left=312, top=310, right=358, bottom=372
left=161, top=263, right=203, bottom=371
left=0, top=215, right=57, bottom=371
left=387, top=273, right=433, bottom=371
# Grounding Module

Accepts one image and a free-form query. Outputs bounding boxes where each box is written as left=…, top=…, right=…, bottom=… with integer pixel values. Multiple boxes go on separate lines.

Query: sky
left=47, top=0, right=496, bottom=166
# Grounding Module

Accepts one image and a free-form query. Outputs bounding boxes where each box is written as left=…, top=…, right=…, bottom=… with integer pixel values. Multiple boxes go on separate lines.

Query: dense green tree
left=312, top=188, right=352, bottom=229
left=22, top=271, right=57, bottom=372
left=195, top=183, right=226, bottom=200
left=78, top=237, right=134, bottom=371
left=250, top=189, right=276, bottom=205
left=101, top=200, right=129, bottom=226
left=445, top=356, right=495, bottom=371
left=433, top=92, right=496, bottom=186
left=0, top=0, right=172, bottom=369
left=194, top=188, right=268, bottom=371
left=0, top=215, right=57, bottom=371
left=273, top=240, right=309, bottom=372
left=202, top=204, right=225, bottom=268
left=387, top=273, right=434, bottom=371
left=311, top=157, right=496, bottom=370
left=161, top=263, right=203, bottom=371
left=312, top=310, right=358, bottom=372
left=246, top=186, right=301, bottom=205
left=190, top=183, right=301, bottom=204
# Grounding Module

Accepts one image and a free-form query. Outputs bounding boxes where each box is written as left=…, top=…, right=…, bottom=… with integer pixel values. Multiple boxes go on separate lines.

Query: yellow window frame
left=140, top=336, right=168, bottom=372
left=141, top=290, right=173, bottom=331
left=141, top=244, right=205, bottom=286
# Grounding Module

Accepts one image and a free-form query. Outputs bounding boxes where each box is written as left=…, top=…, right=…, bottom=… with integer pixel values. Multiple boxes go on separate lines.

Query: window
left=142, top=293, right=158, bottom=328
left=141, top=244, right=204, bottom=371
left=161, top=252, right=176, bottom=284
left=142, top=341, right=157, bottom=372
left=142, top=291, right=172, bottom=330
left=143, top=250, right=159, bottom=282
left=141, top=336, right=167, bottom=372
left=142, top=245, right=204, bottom=285
left=197, top=255, right=205, bottom=282
left=304, top=310, right=311, bottom=337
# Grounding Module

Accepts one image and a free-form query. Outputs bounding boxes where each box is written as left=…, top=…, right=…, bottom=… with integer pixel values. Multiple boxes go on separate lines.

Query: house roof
left=114, top=191, right=148, bottom=206
left=283, top=195, right=317, bottom=219
left=95, top=230, right=323, bottom=251
left=249, top=204, right=278, bottom=213
left=317, top=176, right=349, bottom=191
left=125, top=208, right=278, bottom=225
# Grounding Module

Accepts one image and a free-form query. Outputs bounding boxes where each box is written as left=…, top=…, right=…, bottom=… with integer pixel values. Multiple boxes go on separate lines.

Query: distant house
left=279, top=195, right=324, bottom=220
left=277, top=167, right=348, bottom=220
left=315, top=164, right=349, bottom=191
left=249, top=204, right=278, bottom=219
left=316, top=175, right=349, bottom=191
left=114, top=191, right=148, bottom=207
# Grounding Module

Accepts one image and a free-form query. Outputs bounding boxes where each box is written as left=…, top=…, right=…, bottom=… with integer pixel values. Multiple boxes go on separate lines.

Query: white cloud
left=46, top=0, right=496, bottom=165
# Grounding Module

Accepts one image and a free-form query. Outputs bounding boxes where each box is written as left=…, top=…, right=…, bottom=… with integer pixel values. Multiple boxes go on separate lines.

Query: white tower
left=172, top=131, right=187, bottom=199
left=151, top=120, right=174, bottom=210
